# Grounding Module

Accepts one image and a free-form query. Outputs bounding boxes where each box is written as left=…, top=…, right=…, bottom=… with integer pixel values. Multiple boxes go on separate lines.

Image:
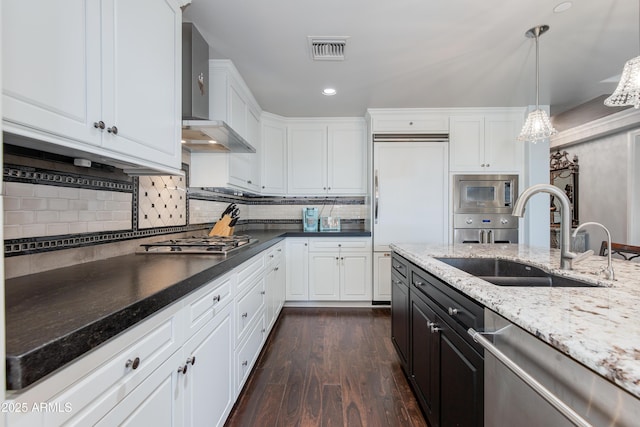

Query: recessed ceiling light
left=322, top=88, right=337, bottom=96
left=553, top=1, right=572, bottom=13
left=208, top=140, right=217, bottom=144
left=181, top=139, right=186, bottom=144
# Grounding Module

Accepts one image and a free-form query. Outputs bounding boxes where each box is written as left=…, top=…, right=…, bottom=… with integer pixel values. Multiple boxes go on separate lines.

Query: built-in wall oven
left=453, top=174, right=519, bottom=244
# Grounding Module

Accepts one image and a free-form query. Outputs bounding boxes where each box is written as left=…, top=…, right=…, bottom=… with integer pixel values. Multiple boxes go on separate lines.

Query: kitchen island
left=390, top=242, right=640, bottom=401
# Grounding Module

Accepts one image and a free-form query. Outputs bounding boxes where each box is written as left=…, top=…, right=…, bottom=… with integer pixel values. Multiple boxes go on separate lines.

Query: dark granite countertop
left=5, top=229, right=371, bottom=390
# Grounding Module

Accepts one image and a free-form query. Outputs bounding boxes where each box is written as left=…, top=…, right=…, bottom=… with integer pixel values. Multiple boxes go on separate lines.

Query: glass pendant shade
left=604, top=55, right=640, bottom=108
left=519, top=25, right=557, bottom=143
left=517, top=109, right=557, bottom=143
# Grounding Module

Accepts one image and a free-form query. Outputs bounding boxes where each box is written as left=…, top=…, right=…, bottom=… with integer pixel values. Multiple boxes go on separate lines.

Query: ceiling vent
left=308, top=37, right=348, bottom=61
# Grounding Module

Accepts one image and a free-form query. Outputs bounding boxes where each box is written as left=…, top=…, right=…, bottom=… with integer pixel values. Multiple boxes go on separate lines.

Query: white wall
left=565, top=132, right=631, bottom=249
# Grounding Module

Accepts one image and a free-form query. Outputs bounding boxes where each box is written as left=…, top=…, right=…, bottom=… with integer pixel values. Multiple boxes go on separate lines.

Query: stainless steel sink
left=435, top=257, right=598, bottom=287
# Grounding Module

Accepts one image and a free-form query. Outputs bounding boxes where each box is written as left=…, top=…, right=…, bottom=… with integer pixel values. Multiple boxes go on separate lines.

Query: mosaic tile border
left=190, top=188, right=365, bottom=205
left=4, top=164, right=133, bottom=192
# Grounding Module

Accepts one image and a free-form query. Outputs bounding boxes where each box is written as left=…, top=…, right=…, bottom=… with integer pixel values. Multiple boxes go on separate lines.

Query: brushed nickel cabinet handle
left=107, top=125, right=118, bottom=135
left=93, top=121, right=105, bottom=129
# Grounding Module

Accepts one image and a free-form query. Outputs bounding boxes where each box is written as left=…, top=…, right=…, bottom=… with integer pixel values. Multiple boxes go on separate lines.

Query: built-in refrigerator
left=372, top=134, right=449, bottom=301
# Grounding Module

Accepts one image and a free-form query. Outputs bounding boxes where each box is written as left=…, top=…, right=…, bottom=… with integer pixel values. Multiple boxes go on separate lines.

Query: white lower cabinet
left=373, top=252, right=392, bottom=301
left=234, top=314, right=266, bottom=396
left=95, top=350, right=183, bottom=427
left=265, top=242, right=286, bottom=331
left=306, top=238, right=372, bottom=301
left=285, top=238, right=310, bottom=301
left=181, top=302, right=234, bottom=427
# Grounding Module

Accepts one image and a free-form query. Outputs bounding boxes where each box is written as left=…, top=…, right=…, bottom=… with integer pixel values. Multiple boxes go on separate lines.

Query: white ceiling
left=183, top=0, right=637, bottom=118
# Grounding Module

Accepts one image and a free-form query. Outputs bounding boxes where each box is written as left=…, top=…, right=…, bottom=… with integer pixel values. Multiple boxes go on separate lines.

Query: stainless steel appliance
left=453, top=174, right=518, bottom=243
left=471, top=309, right=640, bottom=427
left=139, top=235, right=256, bottom=255
left=180, top=23, right=255, bottom=153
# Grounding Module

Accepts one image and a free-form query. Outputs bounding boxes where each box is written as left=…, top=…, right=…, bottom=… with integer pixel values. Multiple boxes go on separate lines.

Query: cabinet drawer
left=372, top=114, right=449, bottom=133
left=45, top=314, right=180, bottom=426
left=411, top=268, right=483, bottom=333
left=265, top=242, right=284, bottom=266
left=391, top=254, right=409, bottom=278
left=308, top=238, right=371, bottom=252
left=237, top=254, right=265, bottom=294
left=186, top=272, right=234, bottom=334
left=236, top=315, right=266, bottom=393
left=236, top=277, right=265, bottom=341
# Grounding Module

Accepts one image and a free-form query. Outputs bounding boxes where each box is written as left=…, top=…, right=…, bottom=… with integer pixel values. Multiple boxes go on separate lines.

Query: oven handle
left=468, top=328, right=593, bottom=427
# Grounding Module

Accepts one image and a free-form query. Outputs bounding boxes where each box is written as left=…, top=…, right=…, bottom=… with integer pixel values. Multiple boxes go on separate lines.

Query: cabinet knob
left=486, top=163, right=490, bottom=167
left=107, top=125, right=118, bottom=135
left=274, top=267, right=279, bottom=271
left=187, top=356, right=196, bottom=366
left=247, top=180, right=252, bottom=184
left=125, top=357, right=140, bottom=370
left=242, top=312, right=248, bottom=318
left=448, top=307, right=459, bottom=316
left=481, top=163, right=486, bottom=167
left=430, top=324, right=442, bottom=333
left=260, top=290, right=266, bottom=295
left=93, top=120, right=105, bottom=130
left=213, top=294, right=221, bottom=303
left=242, top=360, right=248, bottom=367
left=409, top=121, right=414, bottom=126
left=177, top=365, right=188, bottom=375
left=413, top=281, right=424, bottom=287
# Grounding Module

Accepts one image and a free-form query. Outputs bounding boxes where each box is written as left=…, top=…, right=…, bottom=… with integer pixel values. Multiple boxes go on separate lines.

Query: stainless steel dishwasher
left=470, top=309, right=640, bottom=427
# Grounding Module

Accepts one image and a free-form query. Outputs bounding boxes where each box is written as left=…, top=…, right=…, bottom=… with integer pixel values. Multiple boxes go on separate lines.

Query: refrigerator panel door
left=373, top=142, right=449, bottom=251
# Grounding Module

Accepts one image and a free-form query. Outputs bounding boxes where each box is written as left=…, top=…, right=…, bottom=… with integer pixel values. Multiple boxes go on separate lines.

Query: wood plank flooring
left=225, top=307, right=428, bottom=427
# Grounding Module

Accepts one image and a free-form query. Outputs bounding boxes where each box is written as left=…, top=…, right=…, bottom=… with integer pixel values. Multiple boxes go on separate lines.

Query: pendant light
left=604, top=1, right=640, bottom=108
left=518, top=25, right=557, bottom=143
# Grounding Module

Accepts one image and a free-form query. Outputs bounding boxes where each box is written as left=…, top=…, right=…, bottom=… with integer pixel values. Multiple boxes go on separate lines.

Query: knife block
left=209, top=215, right=235, bottom=237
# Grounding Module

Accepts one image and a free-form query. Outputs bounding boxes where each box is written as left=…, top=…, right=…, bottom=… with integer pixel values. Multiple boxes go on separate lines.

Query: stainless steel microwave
left=453, top=174, right=518, bottom=214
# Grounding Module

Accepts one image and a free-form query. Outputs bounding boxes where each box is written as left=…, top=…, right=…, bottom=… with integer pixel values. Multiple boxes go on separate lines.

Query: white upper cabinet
left=449, top=111, right=524, bottom=173
left=261, top=114, right=288, bottom=194
left=191, top=60, right=262, bottom=192
left=369, top=109, right=449, bottom=134
left=288, top=119, right=366, bottom=195
left=2, top=0, right=183, bottom=175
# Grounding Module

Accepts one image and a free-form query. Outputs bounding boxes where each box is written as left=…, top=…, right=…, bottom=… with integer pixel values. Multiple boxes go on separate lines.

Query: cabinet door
left=261, top=119, right=287, bottom=194
left=391, top=276, right=409, bottom=370
left=340, top=253, right=372, bottom=300
left=264, top=264, right=278, bottom=330
left=286, top=238, right=309, bottom=300
left=95, top=350, right=183, bottom=427
left=182, top=303, right=234, bottom=427
left=2, top=0, right=102, bottom=146
left=449, top=115, right=485, bottom=172
left=484, top=116, right=523, bottom=172
left=410, top=292, right=440, bottom=427
left=373, top=252, right=392, bottom=301
left=101, top=0, right=181, bottom=169
left=327, top=124, right=366, bottom=194
left=287, top=125, right=327, bottom=194
left=439, top=325, right=483, bottom=427
left=308, top=253, right=340, bottom=300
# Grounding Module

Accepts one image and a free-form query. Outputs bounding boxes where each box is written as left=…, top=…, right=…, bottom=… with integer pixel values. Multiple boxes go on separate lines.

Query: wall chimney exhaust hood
left=181, top=23, right=255, bottom=153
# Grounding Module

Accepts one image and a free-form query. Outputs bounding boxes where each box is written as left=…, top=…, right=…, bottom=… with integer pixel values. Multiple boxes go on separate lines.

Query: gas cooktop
left=139, top=235, right=257, bottom=255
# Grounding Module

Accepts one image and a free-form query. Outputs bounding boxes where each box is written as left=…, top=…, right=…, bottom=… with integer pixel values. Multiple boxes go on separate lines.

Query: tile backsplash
left=4, top=182, right=132, bottom=239
left=3, top=147, right=368, bottom=278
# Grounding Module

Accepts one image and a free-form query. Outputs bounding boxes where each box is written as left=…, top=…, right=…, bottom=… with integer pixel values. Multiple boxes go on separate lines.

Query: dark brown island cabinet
left=391, top=253, right=484, bottom=427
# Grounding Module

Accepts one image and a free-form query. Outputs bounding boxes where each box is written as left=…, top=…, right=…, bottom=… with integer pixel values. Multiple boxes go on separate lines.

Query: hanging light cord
left=535, top=27, right=540, bottom=109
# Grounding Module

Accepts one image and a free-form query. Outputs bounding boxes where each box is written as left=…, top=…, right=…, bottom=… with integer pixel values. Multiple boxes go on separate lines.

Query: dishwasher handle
left=468, top=328, right=593, bottom=427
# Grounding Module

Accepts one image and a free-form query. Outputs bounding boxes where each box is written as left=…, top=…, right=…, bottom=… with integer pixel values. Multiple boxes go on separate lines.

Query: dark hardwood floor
left=225, top=307, right=428, bottom=427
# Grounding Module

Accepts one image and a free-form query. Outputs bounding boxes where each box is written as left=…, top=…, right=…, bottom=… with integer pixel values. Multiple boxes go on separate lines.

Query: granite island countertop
left=5, top=229, right=371, bottom=390
left=390, top=242, right=640, bottom=400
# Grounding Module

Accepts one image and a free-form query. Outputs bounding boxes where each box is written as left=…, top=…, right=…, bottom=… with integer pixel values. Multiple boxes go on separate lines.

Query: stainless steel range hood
left=181, top=23, right=255, bottom=153
left=182, top=120, right=256, bottom=153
